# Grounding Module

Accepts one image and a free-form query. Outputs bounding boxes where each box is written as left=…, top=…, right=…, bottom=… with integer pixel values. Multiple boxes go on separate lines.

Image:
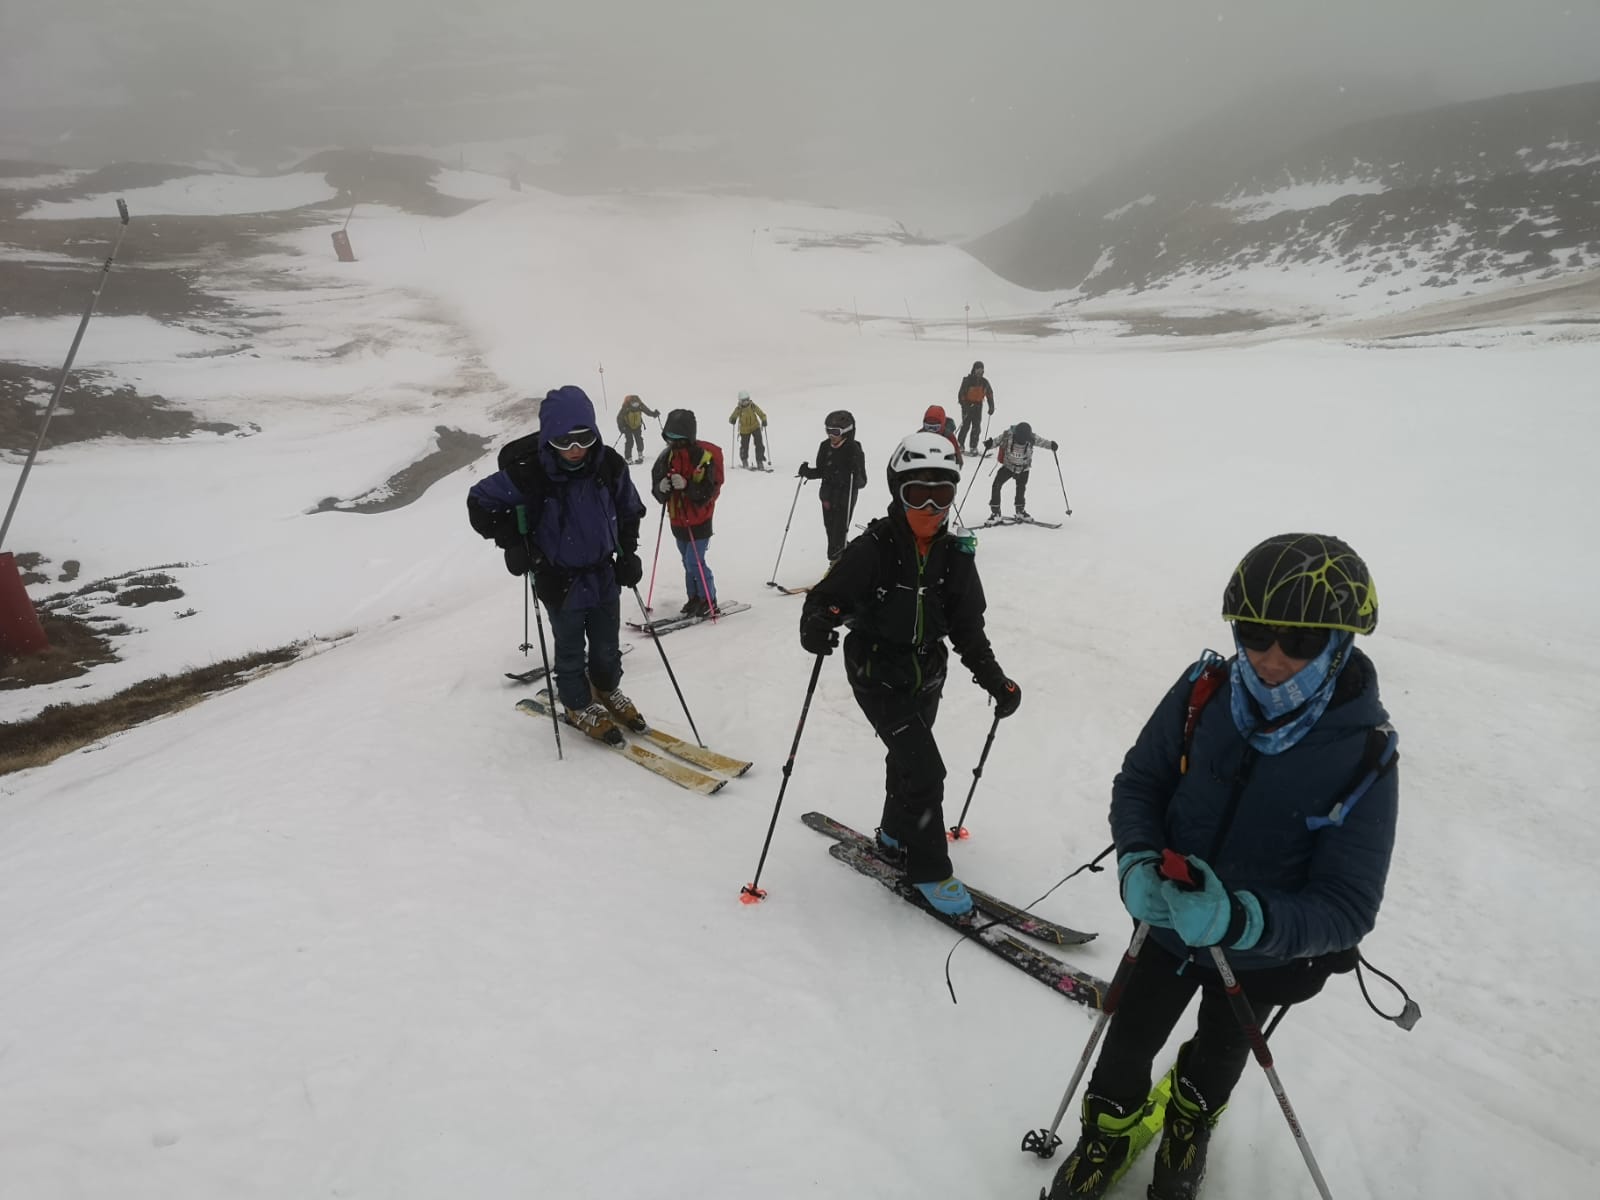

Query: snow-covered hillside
left=2, top=171, right=1598, bottom=1199
left=972, top=78, right=1600, bottom=318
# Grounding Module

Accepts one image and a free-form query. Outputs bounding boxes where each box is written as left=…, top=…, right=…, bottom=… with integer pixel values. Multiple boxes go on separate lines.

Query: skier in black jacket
left=799, top=432, right=1021, bottom=915
left=796, top=409, right=869, bottom=563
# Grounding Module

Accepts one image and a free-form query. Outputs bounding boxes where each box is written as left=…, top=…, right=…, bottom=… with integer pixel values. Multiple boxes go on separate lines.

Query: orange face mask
left=904, top=505, right=947, bottom=543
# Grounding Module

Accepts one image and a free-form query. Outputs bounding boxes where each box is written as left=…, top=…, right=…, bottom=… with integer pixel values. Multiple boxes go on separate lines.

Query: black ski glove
left=974, top=662, right=1021, bottom=718
left=800, top=604, right=843, bottom=656
left=614, top=552, right=643, bottom=588
left=1048, top=440, right=1059, bottom=452
left=988, top=676, right=1022, bottom=718
left=504, top=544, right=532, bottom=577
left=983, top=438, right=995, bottom=450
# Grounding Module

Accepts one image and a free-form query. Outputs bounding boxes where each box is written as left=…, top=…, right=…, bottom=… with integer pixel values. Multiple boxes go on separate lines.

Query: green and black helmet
left=1222, top=533, right=1378, bottom=634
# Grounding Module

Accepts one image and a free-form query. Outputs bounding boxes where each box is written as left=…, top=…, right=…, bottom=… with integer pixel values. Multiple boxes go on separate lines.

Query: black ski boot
left=1045, top=1093, right=1143, bottom=1198
left=1147, top=1055, right=1223, bottom=1200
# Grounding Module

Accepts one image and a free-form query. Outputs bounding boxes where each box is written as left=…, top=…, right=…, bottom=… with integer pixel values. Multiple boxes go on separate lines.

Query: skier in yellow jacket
left=728, top=391, right=769, bottom=470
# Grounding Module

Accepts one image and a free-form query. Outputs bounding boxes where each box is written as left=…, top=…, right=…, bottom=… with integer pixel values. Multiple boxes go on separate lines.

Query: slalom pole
left=644, top=502, right=668, bottom=613
left=1021, top=918, right=1151, bottom=1159
left=947, top=712, right=1000, bottom=841
left=740, top=652, right=827, bottom=903
left=630, top=583, right=704, bottom=747
left=1, top=198, right=131, bottom=550
left=517, top=507, right=562, bottom=760
left=766, top=476, right=808, bottom=587
left=1052, top=447, right=1074, bottom=516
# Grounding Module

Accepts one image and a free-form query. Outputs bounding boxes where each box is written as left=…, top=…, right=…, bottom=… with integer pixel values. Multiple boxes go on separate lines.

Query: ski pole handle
left=1158, top=848, right=1200, bottom=889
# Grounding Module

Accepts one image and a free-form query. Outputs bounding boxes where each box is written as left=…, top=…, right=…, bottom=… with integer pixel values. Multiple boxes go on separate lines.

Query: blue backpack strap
left=1306, top=722, right=1399, bottom=830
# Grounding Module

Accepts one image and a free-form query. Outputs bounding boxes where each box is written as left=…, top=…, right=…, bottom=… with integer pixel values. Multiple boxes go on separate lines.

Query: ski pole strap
left=1356, top=952, right=1422, bottom=1031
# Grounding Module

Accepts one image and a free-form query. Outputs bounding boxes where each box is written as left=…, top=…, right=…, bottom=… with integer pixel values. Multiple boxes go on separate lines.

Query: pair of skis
left=515, top=689, right=752, bottom=794
left=505, top=642, right=634, bottom=684
left=979, top=515, right=1064, bottom=530
left=625, top=600, right=751, bottom=637
left=802, top=813, right=1107, bottom=1011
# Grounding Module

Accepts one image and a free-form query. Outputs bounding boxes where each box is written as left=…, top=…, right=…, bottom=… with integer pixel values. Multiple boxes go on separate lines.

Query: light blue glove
left=1159, top=854, right=1265, bottom=950
left=1118, top=851, right=1174, bottom=929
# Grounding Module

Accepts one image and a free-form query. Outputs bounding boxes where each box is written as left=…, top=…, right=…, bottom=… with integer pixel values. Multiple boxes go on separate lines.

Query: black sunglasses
left=1234, top=622, right=1331, bottom=659
left=898, top=479, right=957, bottom=510
left=548, top=429, right=597, bottom=451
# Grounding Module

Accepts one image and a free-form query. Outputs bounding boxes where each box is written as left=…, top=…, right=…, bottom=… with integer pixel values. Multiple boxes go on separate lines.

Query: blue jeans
left=546, top=594, right=623, bottom=710
left=676, top=535, right=715, bottom=602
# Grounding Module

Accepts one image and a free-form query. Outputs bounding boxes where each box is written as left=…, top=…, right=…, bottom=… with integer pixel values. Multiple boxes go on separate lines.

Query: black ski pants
left=622, top=428, right=644, bottom=460
left=820, top=490, right=852, bottom=560
left=851, top=685, right=951, bottom=883
left=1086, top=934, right=1341, bottom=1112
left=990, top=466, right=1029, bottom=511
left=958, top=404, right=985, bottom=453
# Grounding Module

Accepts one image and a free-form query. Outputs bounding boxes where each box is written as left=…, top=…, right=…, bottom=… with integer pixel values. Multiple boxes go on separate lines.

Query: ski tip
left=946, top=826, right=970, bottom=842
left=738, top=883, right=768, bottom=905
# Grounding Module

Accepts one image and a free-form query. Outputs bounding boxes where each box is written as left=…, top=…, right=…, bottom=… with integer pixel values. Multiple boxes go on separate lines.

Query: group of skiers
left=467, top=367, right=1400, bottom=1200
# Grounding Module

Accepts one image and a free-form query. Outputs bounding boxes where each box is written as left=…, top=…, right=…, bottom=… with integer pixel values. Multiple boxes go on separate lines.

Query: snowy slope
left=2, top=172, right=1598, bottom=1199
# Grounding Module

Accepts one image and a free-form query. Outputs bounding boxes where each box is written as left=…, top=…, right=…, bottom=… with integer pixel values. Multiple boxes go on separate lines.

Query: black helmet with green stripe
left=1222, top=532, right=1378, bottom=634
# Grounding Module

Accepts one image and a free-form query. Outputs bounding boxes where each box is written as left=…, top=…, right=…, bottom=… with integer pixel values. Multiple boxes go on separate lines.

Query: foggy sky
left=4, top=1, right=1599, bottom=233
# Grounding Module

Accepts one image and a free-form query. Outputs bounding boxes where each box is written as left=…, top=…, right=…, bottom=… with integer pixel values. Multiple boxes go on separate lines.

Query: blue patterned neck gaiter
left=1228, top=629, right=1353, bottom=755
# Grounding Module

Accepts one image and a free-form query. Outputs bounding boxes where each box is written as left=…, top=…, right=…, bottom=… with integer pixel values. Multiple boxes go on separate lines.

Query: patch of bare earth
left=1, top=362, right=242, bottom=452
left=314, top=425, right=492, bottom=513
left=0, top=643, right=303, bottom=775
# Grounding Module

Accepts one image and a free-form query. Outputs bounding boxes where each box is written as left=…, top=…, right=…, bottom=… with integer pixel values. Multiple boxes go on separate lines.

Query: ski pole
left=630, top=583, right=704, bottom=747
left=686, top=532, right=717, bottom=624
left=740, top=652, right=826, bottom=903
left=1021, top=917, right=1150, bottom=1159
left=766, top=476, right=808, bottom=587
left=516, top=506, right=562, bottom=761
left=954, top=451, right=999, bottom=527
left=947, top=712, right=1000, bottom=841
left=644, top=502, right=668, bottom=613
left=1052, top=447, right=1074, bottom=517
left=1158, top=851, right=1335, bottom=1199
left=2, top=198, right=130, bottom=550
left=1205, top=942, right=1333, bottom=1197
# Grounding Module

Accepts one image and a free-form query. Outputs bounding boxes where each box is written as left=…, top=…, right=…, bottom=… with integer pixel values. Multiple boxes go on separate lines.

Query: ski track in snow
left=1, top=171, right=1598, bottom=1199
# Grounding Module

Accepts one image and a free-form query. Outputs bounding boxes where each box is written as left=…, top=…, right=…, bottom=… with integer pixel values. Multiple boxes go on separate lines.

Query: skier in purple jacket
left=467, top=385, right=648, bottom=744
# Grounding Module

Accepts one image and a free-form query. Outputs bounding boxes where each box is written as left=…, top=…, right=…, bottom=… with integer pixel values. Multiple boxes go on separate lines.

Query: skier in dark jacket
left=796, top=409, right=869, bottom=563
left=799, top=432, right=1021, bottom=915
left=955, top=360, right=994, bottom=454
left=650, top=408, right=725, bottom=617
left=1048, top=532, right=1397, bottom=1200
left=466, top=385, right=648, bottom=745
left=615, top=394, right=659, bottom=464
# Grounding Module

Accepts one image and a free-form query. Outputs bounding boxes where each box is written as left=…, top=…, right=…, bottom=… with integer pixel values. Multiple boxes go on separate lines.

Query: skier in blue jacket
left=1049, top=532, right=1397, bottom=1200
left=466, top=385, right=648, bottom=745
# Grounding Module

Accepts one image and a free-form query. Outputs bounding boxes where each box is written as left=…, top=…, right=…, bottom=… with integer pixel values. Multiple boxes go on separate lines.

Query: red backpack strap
left=1180, top=650, right=1229, bottom=775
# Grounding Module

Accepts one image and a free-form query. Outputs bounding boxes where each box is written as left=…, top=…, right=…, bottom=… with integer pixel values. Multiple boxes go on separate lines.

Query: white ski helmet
left=885, top=430, right=961, bottom=496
